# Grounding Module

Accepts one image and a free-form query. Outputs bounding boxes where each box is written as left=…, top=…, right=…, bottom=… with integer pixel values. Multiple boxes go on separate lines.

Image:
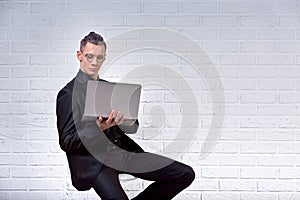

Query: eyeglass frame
left=83, top=53, right=106, bottom=63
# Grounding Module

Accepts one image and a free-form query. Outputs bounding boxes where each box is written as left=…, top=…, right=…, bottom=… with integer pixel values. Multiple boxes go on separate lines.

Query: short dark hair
left=80, top=31, right=106, bottom=52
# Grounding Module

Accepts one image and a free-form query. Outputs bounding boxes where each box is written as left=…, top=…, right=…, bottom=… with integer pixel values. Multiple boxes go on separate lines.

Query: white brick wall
left=1, top=0, right=300, bottom=199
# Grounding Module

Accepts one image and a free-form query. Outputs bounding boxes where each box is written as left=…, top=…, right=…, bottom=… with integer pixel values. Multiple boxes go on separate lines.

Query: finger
left=115, top=111, right=121, bottom=122
left=106, top=110, right=114, bottom=123
left=97, top=116, right=103, bottom=122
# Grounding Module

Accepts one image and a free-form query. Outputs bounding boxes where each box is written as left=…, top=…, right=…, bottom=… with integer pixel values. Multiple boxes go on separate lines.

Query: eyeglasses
left=84, top=53, right=105, bottom=63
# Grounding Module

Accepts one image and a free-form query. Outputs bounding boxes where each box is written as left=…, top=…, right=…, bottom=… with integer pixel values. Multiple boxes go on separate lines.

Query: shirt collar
left=75, top=69, right=99, bottom=83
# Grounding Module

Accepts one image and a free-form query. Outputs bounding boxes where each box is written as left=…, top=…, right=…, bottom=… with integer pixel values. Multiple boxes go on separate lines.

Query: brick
left=29, top=79, right=67, bottom=91
left=278, top=142, right=300, bottom=154
left=258, top=29, right=295, bottom=40
left=64, top=2, right=103, bottom=14
left=12, top=66, right=48, bottom=77
left=6, top=29, right=29, bottom=40
left=12, top=141, right=49, bottom=153
left=220, top=29, right=256, bottom=40
left=0, top=67, right=10, bottom=78
left=143, top=3, right=178, bottom=13
left=240, top=16, right=277, bottom=27
left=241, top=193, right=278, bottom=200
left=257, top=79, right=295, bottom=90
left=0, top=93, right=9, bottom=103
left=104, top=2, right=141, bottom=14
left=49, top=15, right=86, bottom=28
left=241, top=93, right=277, bottom=103
left=240, top=67, right=277, bottom=78
left=0, top=167, right=9, bottom=178
left=0, top=79, right=28, bottom=90
left=0, top=54, right=28, bottom=65
left=241, top=117, right=277, bottom=128
left=225, top=105, right=257, bottom=116
left=202, top=16, right=238, bottom=27
left=220, top=180, right=256, bottom=191
left=0, top=2, right=28, bottom=14
left=181, top=28, right=218, bottom=40
left=279, top=16, right=300, bottom=27
left=219, top=2, right=256, bottom=13
left=49, top=41, right=77, bottom=53
left=257, top=130, right=295, bottom=141
left=12, top=92, right=48, bottom=103
left=257, top=156, right=294, bottom=166
left=241, top=42, right=277, bottom=53
left=0, top=15, right=10, bottom=27
left=202, top=167, right=239, bottom=178
left=278, top=67, right=300, bottom=78
left=258, top=54, right=294, bottom=65
left=29, top=155, right=66, bottom=166
left=10, top=192, right=46, bottom=200
left=258, top=180, right=294, bottom=192
left=222, top=79, right=256, bottom=90
left=30, top=29, right=65, bottom=40
left=165, top=16, right=200, bottom=27
left=279, top=93, right=300, bottom=103
left=258, top=105, right=297, bottom=116
left=0, top=104, right=27, bottom=115
left=29, top=130, right=58, bottom=140
left=257, top=2, right=294, bottom=14
left=0, top=155, right=27, bottom=166
left=279, top=117, right=300, bottom=128
left=28, top=179, right=65, bottom=190
left=201, top=41, right=239, bottom=53
left=189, top=179, right=218, bottom=191
left=202, top=193, right=239, bottom=200
left=11, top=166, right=48, bottom=178
left=12, top=15, right=49, bottom=28
left=240, top=142, right=277, bottom=154
left=182, top=154, right=218, bottom=166
left=126, top=15, right=162, bottom=27
left=220, top=129, right=256, bottom=141
left=240, top=167, right=277, bottom=179
left=219, top=55, right=256, bottom=65
left=30, top=2, right=64, bottom=14
left=29, top=104, right=55, bottom=115
left=30, top=54, right=65, bottom=65
left=219, top=156, right=256, bottom=166
left=279, top=168, right=300, bottom=179
left=0, top=42, right=10, bottom=53
left=181, top=2, right=216, bottom=14
left=0, top=179, right=27, bottom=190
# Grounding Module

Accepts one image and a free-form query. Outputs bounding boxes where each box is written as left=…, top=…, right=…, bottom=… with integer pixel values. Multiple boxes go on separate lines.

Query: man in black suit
left=56, top=31, right=195, bottom=200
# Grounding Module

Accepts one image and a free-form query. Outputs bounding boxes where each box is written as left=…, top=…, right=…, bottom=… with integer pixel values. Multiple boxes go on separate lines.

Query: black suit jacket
left=56, top=70, right=144, bottom=190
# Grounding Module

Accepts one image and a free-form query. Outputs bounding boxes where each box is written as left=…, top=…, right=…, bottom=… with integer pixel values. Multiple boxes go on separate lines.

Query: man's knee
left=180, top=164, right=195, bottom=186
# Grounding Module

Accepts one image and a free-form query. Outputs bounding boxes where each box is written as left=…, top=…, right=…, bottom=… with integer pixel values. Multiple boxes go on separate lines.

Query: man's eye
left=86, top=54, right=94, bottom=59
left=97, top=56, right=104, bottom=60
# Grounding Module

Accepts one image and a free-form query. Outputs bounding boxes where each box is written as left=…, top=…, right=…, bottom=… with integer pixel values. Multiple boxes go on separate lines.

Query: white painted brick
left=29, top=103, right=55, bottom=115
left=12, top=66, right=48, bottom=78
left=0, top=167, right=9, bottom=178
left=6, top=28, right=29, bottom=40
left=165, top=16, right=200, bottom=27
left=12, top=15, right=49, bottom=28
left=0, top=41, right=10, bottom=53
left=11, top=115, right=49, bottom=128
left=0, top=179, right=27, bottom=190
left=202, top=167, right=239, bottom=178
left=10, top=192, right=46, bottom=200
left=278, top=67, right=300, bottom=78
left=258, top=105, right=296, bottom=116
left=240, top=93, right=277, bottom=103
left=240, top=16, right=277, bottom=27
left=49, top=41, right=77, bottom=53
left=219, top=156, right=256, bottom=166
left=0, top=2, right=28, bottom=14
left=257, top=156, right=294, bottom=166
left=0, top=54, right=28, bottom=65
left=0, top=104, right=27, bottom=115
left=29, top=79, right=67, bottom=91
left=0, top=67, right=10, bottom=78
left=126, top=15, right=162, bottom=27
left=220, top=180, right=256, bottom=191
left=279, top=168, right=300, bottom=179
left=202, top=16, right=238, bottom=27
left=181, top=2, right=216, bottom=14
left=218, top=2, right=256, bottom=13
left=241, top=193, right=278, bottom=200
left=280, top=93, right=300, bottom=103
left=12, top=141, right=49, bottom=153
left=279, top=41, right=300, bottom=53
left=225, top=105, right=257, bottom=116
left=202, top=193, right=239, bottom=200
left=258, top=55, right=295, bottom=65
left=240, top=167, right=277, bottom=179
left=11, top=166, right=48, bottom=178
left=0, top=129, right=27, bottom=140
left=241, top=41, right=277, bottom=53
left=175, top=192, right=200, bottom=200
left=181, top=28, right=218, bottom=40
left=189, top=179, right=218, bottom=191
left=12, top=92, right=48, bottom=103
left=240, top=67, right=277, bottom=78
left=0, top=79, right=28, bottom=90
left=0, top=155, right=27, bottom=166
left=222, top=79, right=256, bottom=90
left=104, top=2, right=141, bottom=14
left=143, top=3, right=178, bottom=13
left=257, top=130, right=295, bottom=141
left=29, top=29, right=65, bottom=40
left=279, top=117, right=300, bottom=128
left=0, top=15, right=10, bottom=27
left=30, top=54, right=65, bottom=65
left=86, top=15, right=124, bottom=27
left=0, top=192, right=8, bottom=200
left=279, top=16, right=300, bottom=27
left=257, top=29, right=295, bottom=40
left=240, top=142, right=277, bottom=154
left=0, top=93, right=10, bottom=103
left=220, top=29, right=256, bottom=40
left=278, top=142, right=300, bottom=154
left=240, top=117, right=277, bottom=128
left=220, top=129, right=256, bottom=141
left=30, top=2, right=64, bottom=14
left=29, top=154, right=66, bottom=166
left=257, top=2, right=294, bottom=14
left=279, top=193, right=299, bottom=200
left=257, top=180, right=294, bottom=192
left=201, top=41, right=239, bottom=53
left=257, top=79, right=295, bottom=90
left=64, top=2, right=103, bottom=14
left=29, top=129, right=58, bottom=140
left=182, top=154, right=219, bottom=166
left=219, top=55, right=256, bottom=65
left=28, top=179, right=65, bottom=190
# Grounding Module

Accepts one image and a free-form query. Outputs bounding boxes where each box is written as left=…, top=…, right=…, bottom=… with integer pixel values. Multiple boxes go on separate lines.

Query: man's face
left=77, top=42, right=106, bottom=80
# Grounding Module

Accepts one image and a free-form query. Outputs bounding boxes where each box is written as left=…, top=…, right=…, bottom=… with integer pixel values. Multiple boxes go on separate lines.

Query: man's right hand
left=96, top=110, right=126, bottom=131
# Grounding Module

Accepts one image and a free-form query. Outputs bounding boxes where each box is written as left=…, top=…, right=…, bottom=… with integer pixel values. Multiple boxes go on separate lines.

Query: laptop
left=82, top=80, right=142, bottom=125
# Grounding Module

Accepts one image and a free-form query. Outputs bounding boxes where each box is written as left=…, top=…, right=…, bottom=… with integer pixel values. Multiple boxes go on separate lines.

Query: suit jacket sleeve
left=56, top=89, right=105, bottom=153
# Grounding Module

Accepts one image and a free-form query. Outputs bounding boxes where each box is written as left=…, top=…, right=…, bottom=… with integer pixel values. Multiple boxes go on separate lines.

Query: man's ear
left=76, top=50, right=82, bottom=62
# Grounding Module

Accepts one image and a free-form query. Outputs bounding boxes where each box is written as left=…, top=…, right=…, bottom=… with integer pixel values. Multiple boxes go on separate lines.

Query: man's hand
left=96, top=110, right=127, bottom=131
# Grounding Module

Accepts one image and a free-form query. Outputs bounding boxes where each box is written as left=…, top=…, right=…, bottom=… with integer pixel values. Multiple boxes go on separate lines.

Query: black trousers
left=92, top=151, right=195, bottom=200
